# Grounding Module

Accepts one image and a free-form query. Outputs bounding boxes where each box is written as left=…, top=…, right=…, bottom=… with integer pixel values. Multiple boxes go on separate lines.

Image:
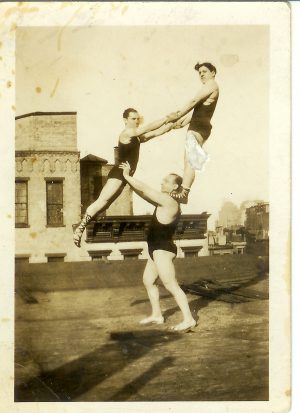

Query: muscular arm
left=174, top=113, right=192, bottom=128
left=139, top=122, right=174, bottom=143
left=127, top=115, right=170, bottom=139
left=168, top=79, right=219, bottom=121
left=139, top=115, right=192, bottom=143
left=124, top=175, right=171, bottom=206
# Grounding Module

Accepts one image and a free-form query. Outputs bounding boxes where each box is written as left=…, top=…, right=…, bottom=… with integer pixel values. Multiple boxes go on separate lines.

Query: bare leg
left=182, top=150, right=196, bottom=189
left=86, top=178, right=124, bottom=217
left=73, top=178, right=124, bottom=247
left=140, top=258, right=164, bottom=324
left=153, top=250, right=196, bottom=331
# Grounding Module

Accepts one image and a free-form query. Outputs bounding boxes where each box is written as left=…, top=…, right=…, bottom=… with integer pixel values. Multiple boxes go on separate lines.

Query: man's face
left=198, top=66, right=215, bottom=84
left=161, top=175, right=177, bottom=193
left=125, top=112, right=140, bottom=128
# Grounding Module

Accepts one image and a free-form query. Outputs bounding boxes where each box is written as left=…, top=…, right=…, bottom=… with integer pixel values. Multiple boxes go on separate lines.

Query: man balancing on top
left=166, top=62, right=219, bottom=204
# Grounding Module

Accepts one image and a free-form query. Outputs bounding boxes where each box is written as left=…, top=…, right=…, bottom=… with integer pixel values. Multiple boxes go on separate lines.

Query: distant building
left=216, top=201, right=241, bottom=228
left=245, top=202, right=269, bottom=241
left=15, top=112, right=210, bottom=263
left=239, top=200, right=264, bottom=226
left=208, top=226, right=246, bottom=256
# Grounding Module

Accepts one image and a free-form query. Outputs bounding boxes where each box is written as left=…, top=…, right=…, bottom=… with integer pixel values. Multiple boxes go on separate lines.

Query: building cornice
left=16, top=150, right=80, bottom=156
left=86, top=213, right=210, bottom=243
left=15, top=111, right=77, bottom=120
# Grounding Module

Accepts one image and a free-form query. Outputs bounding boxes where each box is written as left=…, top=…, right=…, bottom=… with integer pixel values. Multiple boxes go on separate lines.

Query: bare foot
left=172, top=319, right=196, bottom=332
left=139, top=316, right=164, bottom=325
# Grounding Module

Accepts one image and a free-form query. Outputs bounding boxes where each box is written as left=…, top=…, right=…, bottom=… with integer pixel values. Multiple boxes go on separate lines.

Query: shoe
left=73, top=227, right=82, bottom=248
left=139, top=316, right=164, bottom=325
left=172, top=319, right=197, bottom=332
left=72, top=214, right=92, bottom=248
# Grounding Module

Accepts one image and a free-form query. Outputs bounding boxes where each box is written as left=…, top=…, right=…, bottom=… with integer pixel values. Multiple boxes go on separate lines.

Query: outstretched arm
left=139, top=121, right=181, bottom=143
left=166, top=79, right=218, bottom=122
left=139, top=122, right=174, bottom=143
left=173, top=113, right=192, bottom=128
left=139, top=115, right=191, bottom=143
left=127, top=114, right=171, bottom=138
left=119, top=162, right=170, bottom=206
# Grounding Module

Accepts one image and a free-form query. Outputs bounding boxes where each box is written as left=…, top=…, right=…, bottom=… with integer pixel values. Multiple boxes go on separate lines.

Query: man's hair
left=123, top=108, right=138, bottom=119
left=169, top=173, right=183, bottom=190
left=194, top=62, right=217, bottom=74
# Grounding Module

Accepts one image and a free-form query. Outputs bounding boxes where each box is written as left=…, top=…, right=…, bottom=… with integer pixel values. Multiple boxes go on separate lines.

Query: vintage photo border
left=0, top=2, right=291, bottom=412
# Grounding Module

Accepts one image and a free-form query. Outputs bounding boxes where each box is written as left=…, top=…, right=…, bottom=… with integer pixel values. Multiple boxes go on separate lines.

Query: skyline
left=16, top=25, right=269, bottom=229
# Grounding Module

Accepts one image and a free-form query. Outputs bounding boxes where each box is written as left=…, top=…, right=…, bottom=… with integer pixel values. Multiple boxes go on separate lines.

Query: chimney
left=114, top=146, right=119, bottom=165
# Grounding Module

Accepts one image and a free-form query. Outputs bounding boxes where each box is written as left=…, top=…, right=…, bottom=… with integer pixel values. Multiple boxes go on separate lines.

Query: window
left=15, top=179, right=29, bottom=227
left=45, top=179, right=64, bottom=226
left=181, top=246, right=202, bottom=258
left=15, top=255, right=30, bottom=264
left=124, top=253, right=139, bottom=260
left=88, top=250, right=112, bottom=261
left=45, top=253, right=66, bottom=262
left=47, top=256, right=64, bottom=263
left=184, top=251, right=198, bottom=258
left=120, top=248, right=143, bottom=260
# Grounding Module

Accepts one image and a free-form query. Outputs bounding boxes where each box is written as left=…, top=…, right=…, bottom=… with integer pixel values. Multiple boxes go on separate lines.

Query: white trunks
left=185, top=131, right=210, bottom=171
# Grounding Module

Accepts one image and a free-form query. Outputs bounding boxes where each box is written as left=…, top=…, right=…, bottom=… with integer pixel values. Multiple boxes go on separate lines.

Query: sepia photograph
left=0, top=2, right=291, bottom=413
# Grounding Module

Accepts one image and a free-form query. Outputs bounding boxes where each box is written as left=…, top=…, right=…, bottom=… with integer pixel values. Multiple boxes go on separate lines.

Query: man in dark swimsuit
left=147, top=204, right=180, bottom=261
left=73, top=108, right=185, bottom=247
left=119, top=161, right=196, bottom=332
left=166, top=62, right=219, bottom=203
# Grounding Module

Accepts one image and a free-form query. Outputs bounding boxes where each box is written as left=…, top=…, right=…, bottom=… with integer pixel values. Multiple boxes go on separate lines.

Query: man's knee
left=161, top=278, right=178, bottom=293
left=95, top=195, right=110, bottom=207
left=143, top=272, right=156, bottom=288
left=143, top=276, right=152, bottom=288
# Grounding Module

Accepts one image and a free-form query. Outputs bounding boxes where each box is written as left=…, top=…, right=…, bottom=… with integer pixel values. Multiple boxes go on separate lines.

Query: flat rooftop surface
left=15, top=256, right=269, bottom=402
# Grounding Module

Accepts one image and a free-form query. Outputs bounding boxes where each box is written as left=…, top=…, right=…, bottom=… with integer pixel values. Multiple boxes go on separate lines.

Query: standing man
left=166, top=62, right=219, bottom=203
left=119, top=161, right=196, bottom=332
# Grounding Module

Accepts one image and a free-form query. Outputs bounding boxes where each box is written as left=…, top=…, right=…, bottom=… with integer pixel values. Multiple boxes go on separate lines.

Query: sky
left=16, top=25, right=269, bottom=228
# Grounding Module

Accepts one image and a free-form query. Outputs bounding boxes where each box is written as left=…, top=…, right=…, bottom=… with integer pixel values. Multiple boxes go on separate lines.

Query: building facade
left=245, top=203, right=269, bottom=241
left=207, top=226, right=246, bottom=256
left=85, top=213, right=210, bottom=260
left=15, top=112, right=82, bottom=263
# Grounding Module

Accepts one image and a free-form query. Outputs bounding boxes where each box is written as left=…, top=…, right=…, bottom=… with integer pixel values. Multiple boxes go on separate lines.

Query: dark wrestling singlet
left=147, top=206, right=181, bottom=260
left=107, top=136, right=140, bottom=182
left=188, top=97, right=218, bottom=140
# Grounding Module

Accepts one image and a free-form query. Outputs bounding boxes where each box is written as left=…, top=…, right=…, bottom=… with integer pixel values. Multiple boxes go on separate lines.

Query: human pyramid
left=73, top=62, right=219, bottom=332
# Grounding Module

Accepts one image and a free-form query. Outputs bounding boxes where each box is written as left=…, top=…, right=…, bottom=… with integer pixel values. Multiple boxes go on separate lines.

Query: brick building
left=245, top=202, right=269, bottom=241
left=15, top=112, right=82, bottom=263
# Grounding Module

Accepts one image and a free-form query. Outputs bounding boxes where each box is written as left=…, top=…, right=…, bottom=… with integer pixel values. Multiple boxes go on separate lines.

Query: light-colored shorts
left=185, top=131, right=210, bottom=171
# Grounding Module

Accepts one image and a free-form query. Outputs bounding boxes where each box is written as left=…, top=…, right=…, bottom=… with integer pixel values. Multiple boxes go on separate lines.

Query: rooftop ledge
left=15, top=111, right=77, bottom=120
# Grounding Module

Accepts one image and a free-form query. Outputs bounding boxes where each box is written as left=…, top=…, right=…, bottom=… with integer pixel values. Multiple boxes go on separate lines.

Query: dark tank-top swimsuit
left=147, top=206, right=181, bottom=260
left=107, top=136, right=140, bottom=182
left=188, top=97, right=218, bottom=140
